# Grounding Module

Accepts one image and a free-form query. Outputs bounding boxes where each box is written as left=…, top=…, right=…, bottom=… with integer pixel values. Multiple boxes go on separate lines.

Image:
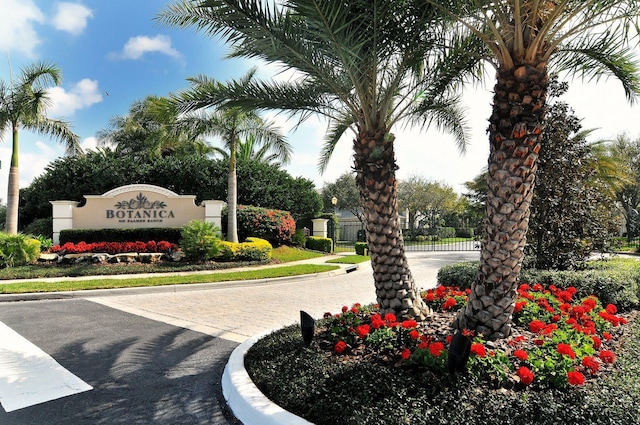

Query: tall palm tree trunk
left=227, top=147, right=239, bottom=243
left=6, top=125, right=20, bottom=234
left=354, top=129, right=430, bottom=321
left=455, top=63, right=548, bottom=339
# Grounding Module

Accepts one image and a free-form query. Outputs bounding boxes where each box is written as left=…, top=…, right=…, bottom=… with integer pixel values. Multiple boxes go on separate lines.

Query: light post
left=331, top=197, right=337, bottom=251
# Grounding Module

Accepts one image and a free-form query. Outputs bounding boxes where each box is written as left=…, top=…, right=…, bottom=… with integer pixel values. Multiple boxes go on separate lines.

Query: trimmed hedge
left=217, top=237, right=273, bottom=262
left=60, top=228, right=182, bottom=244
left=307, top=236, right=333, bottom=253
left=355, top=242, right=368, bottom=256
left=437, top=258, right=640, bottom=311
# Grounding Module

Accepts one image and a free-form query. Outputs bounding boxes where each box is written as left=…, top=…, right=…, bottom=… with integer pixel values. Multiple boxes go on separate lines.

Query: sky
left=1, top=0, right=640, bottom=207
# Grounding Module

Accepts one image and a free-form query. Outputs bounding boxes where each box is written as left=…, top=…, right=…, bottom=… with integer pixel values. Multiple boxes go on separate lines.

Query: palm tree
left=229, top=134, right=290, bottom=167
left=0, top=61, right=81, bottom=234
left=429, top=0, right=640, bottom=339
left=158, top=0, right=483, bottom=319
left=171, top=74, right=290, bottom=243
left=97, top=95, right=215, bottom=159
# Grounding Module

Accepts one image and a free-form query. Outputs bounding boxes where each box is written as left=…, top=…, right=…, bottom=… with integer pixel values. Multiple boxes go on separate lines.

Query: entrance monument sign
left=51, top=184, right=224, bottom=244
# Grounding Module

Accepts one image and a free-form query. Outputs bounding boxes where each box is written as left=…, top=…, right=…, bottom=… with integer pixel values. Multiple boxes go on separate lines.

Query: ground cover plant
left=245, top=281, right=639, bottom=424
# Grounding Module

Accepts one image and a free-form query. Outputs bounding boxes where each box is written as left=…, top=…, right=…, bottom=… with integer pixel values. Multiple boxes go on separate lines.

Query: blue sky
left=1, top=0, right=640, bottom=207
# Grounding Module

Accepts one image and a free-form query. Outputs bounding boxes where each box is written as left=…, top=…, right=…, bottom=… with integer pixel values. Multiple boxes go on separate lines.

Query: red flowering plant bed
left=50, top=240, right=177, bottom=255
left=318, top=283, right=630, bottom=390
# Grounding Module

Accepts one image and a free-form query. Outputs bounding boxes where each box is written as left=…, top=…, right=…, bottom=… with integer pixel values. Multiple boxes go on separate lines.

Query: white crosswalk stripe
left=0, top=321, right=92, bottom=412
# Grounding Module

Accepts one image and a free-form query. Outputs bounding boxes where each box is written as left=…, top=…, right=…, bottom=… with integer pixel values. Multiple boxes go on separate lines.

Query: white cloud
left=48, top=78, right=103, bottom=117
left=111, top=35, right=182, bottom=60
left=0, top=0, right=45, bottom=57
left=52, top=2, right=93, bottom=35
left=80, top=136, right=98, bottom=151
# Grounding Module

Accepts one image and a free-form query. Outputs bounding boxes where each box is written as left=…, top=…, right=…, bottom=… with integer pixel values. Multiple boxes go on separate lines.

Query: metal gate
left=332, top=222, right=480, bottom=253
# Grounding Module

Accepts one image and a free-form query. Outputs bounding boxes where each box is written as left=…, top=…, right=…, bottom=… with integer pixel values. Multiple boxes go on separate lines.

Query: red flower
left=356, top=324, right=370, bottom=339
left=557, top=343, right=576, bottom=359
left=341, top=306, right=348, bottom=313
left=513, top=301, right=527, bottom=313
left=582, top=356, right=600, bottom=375
left=462, top=328, right=475, bottom=338
left=599, top=350, right=616, bottom=364
left=602, top=332, right=612, bottom=341
left=424, top=292, right=435, bottom=302
left=509, top=335, right=526, bottom=345
left=532, top=283, right=544, bottom=292
left=384, top=313, right=397, bottom=323
left=513, top=349, right=529, bottom=361
left=428, top=342, right=445, bottom=357
left=442, top=298, right=457, bottom=310
left=533, top=338, right=545, bottom=346
left=529, top=320, right=546, bottom=334
left=605, top=304, right=618, bottom=314
left=401, top=348, right=411, bottom=360
left=418, top=341, right=428, bottom=350
left=517, top=366, right=534, bottom=385
left=591, top=336, right=602, bottom=349
left=409, top=329, right=420, bottom=340
left=470, top=343, right=486, bottom=358
left=402, top=320, right=418, bottom=329
left=334, top=341, right=348, bottom=354
left=567, top=371, right=585, bottom=386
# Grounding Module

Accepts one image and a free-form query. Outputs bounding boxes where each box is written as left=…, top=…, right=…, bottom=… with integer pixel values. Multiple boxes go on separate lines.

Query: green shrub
left=437, top=259, right=640, bottom=311
left=436, top=226, right=456, bottom=239
left=292, top=229, right=307, bottom=247
left=437, top=261, right=478, bottom=289
left=307, top=236, right=333, bottom=253
left=216, top=237, right=273, bottom=262
left=179, top=220, right=222, bottom=261
left=456, top=228, right=475, bottom=238
left=0, top=233, right=41, bottom=268
left=230, top=205, right=296, bottom=246
left=354, top=242, right=368, bottom=256
left=22, top=217, right=53, bottom=239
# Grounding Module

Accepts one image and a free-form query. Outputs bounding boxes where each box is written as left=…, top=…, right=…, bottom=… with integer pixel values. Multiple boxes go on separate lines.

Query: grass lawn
left=0, top=247, right=337, bottom=294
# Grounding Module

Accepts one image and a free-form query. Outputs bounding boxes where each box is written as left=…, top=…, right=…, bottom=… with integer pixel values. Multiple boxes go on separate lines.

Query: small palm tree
left=170, top=73, right=290, bottom=243
left=429, top=0, right=640, bottom=338
left=158, top=0, right=484, bottom=319
left=0, top=61, right=81, bottom=234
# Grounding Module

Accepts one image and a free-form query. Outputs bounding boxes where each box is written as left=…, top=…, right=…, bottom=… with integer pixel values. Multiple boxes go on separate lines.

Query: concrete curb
left=222, top=330, right=313, bottom=425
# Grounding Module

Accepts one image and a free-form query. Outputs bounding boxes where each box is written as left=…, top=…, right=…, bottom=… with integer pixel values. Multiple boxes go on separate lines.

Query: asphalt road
left=0, top=251, right=480, bottom=424
left=0, top=299, right=240, bottom=425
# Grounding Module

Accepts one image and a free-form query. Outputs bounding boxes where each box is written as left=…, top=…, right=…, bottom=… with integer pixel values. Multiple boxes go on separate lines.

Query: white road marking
left=0, top=321, right=92, bottom=412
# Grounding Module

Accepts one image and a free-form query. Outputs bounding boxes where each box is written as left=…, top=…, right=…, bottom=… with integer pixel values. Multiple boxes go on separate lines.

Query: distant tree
left=321, top=172, right=362, bottom=222
left=527, top=81, right=623, bottom=270
left=397, top=175, right=459, bottom=238
left=608, top=133, right=640, bottom=239
left=462, top=168, right=487, bottom=231
left=20, top=151, right=320, bottom=228
left=0, top=61, right=81, bottom=234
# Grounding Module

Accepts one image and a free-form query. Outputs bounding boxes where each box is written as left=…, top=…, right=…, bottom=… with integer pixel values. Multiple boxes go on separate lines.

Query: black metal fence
left=331, top=222, right=480, bottom=253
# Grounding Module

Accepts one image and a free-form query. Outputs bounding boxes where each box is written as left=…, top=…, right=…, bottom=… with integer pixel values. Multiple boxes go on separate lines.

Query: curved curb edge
left=222, top=330, right=313, bottom=425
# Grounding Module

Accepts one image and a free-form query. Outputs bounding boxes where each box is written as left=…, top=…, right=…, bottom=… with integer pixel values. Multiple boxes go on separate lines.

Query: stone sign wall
left=51, top=184, right=224, bottom=244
